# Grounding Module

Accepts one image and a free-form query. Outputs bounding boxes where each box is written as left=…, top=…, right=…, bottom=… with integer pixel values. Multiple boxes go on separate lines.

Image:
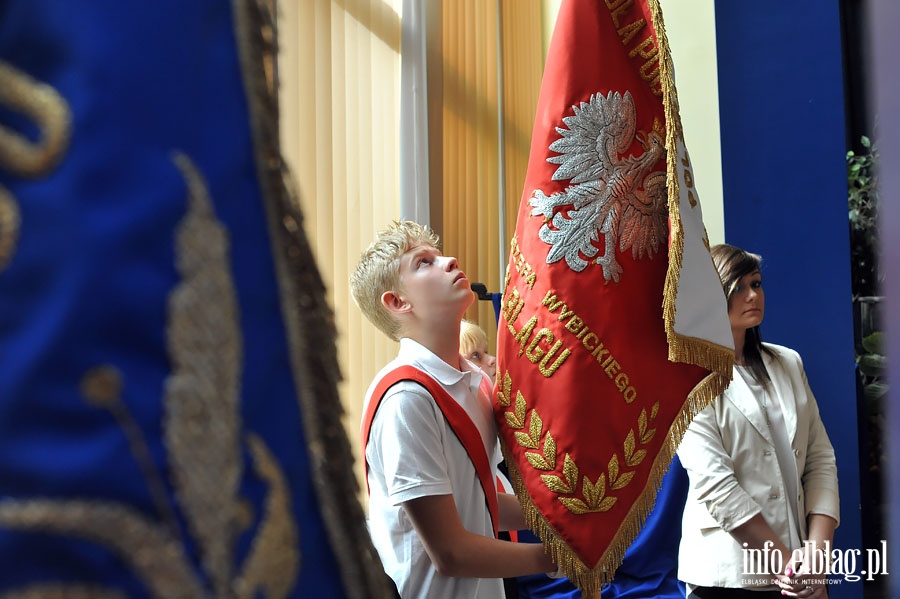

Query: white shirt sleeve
left=368, top=382, right=454, bottom=505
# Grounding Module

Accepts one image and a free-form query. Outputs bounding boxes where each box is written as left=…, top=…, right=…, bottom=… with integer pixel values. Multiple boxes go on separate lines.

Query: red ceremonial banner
left=495, top=0, right=733, bottom=593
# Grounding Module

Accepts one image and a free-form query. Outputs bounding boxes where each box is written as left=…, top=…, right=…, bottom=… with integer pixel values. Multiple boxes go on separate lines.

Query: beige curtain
left=279, top=0, right=404, bottom=492
left=438, top=0, right=544, bottom=352
left=278, top=0, right=545, bottom=495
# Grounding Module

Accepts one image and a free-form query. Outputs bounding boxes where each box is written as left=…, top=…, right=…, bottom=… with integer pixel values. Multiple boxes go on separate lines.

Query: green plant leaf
left=862, top=331, right=885, bottom=354
left=859, top=353, right=887, bottom=376
left=864, top=381, right=888, bottom=403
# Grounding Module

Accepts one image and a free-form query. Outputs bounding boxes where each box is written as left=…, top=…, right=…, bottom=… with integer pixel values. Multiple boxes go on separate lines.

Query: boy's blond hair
left=459, top=319, right=488, bottom=356
left=350, top=220, right=440, bottom=341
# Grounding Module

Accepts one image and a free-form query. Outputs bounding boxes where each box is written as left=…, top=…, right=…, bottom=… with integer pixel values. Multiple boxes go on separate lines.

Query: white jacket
left=677, top=343, right=840, bottom=588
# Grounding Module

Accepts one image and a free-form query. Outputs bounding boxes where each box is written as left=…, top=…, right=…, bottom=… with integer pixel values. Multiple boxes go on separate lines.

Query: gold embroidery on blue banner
left=0, top=61, right=71, bottom=271
left=0, top=185, right=19, bottom=271
left=81, top=365, right=182, bottom=539
left=166, top=152, right=244, bottom=596
left=0, top=499, right=206, bottom=599
left=234, top=433, right=300, bottom=599
left=0, top=61, right=72, bottom=177
left=0, top=154, right=300, bottom=598
left=233, top=1, right=395, bottom=597
left=0, top=584, right=127, bottom=599
left=166, top=152, right=300, bottom=598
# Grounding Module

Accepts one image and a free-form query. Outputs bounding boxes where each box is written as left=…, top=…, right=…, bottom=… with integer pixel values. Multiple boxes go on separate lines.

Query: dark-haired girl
left=677, top=244, right=839, bottom=599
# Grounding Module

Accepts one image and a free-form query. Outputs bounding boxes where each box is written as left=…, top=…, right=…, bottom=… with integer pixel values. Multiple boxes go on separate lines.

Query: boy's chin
left=461, top=292, right=476, bottom=309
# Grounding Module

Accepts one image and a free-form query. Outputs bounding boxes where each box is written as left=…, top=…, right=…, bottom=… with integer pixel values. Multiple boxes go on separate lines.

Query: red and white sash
left=361, top=365, right=500, bottom=538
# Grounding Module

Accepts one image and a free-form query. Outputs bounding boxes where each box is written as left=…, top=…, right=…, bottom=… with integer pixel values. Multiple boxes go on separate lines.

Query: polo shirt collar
left=398, top=337, right=473, bottom=388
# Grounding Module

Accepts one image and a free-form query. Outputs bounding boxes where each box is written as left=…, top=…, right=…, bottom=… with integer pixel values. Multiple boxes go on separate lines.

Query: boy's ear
left=381, top=290, right=411, bottom=315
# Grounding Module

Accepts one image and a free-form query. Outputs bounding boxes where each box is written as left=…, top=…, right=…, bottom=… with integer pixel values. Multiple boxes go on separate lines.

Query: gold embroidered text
left=540, top=289, right=638, bottom=403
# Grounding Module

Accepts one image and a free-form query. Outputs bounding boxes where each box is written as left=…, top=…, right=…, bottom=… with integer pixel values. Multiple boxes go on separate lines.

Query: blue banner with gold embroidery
left=0, top=2, right=392, bottom=598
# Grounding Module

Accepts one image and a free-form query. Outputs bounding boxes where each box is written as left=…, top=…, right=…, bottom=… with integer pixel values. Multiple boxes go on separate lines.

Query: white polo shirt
left=363, top=338, right=504, bottom=599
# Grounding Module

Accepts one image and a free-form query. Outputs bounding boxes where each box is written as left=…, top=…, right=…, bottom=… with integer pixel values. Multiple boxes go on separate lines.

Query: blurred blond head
left=460, top=319, right=497, bottom=382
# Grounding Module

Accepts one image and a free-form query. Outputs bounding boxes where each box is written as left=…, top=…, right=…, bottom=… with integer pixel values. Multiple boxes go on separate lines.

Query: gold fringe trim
left=231, top=2, right=396, bottom=598
left=648, top=0, right=734, bottom=377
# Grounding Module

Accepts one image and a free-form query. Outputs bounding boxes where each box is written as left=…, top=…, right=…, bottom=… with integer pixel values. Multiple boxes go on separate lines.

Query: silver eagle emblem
left=529, top=90, right=668, bottom=282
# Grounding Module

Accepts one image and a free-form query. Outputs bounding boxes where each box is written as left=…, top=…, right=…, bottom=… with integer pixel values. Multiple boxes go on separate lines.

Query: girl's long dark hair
left=711, top=243, right=774, bottom=388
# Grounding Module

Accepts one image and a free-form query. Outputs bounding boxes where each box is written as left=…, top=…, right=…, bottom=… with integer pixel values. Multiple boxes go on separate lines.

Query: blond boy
left=351, top=221, right=556, bottom=599
left=460, top=319, right=498, bottom=384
